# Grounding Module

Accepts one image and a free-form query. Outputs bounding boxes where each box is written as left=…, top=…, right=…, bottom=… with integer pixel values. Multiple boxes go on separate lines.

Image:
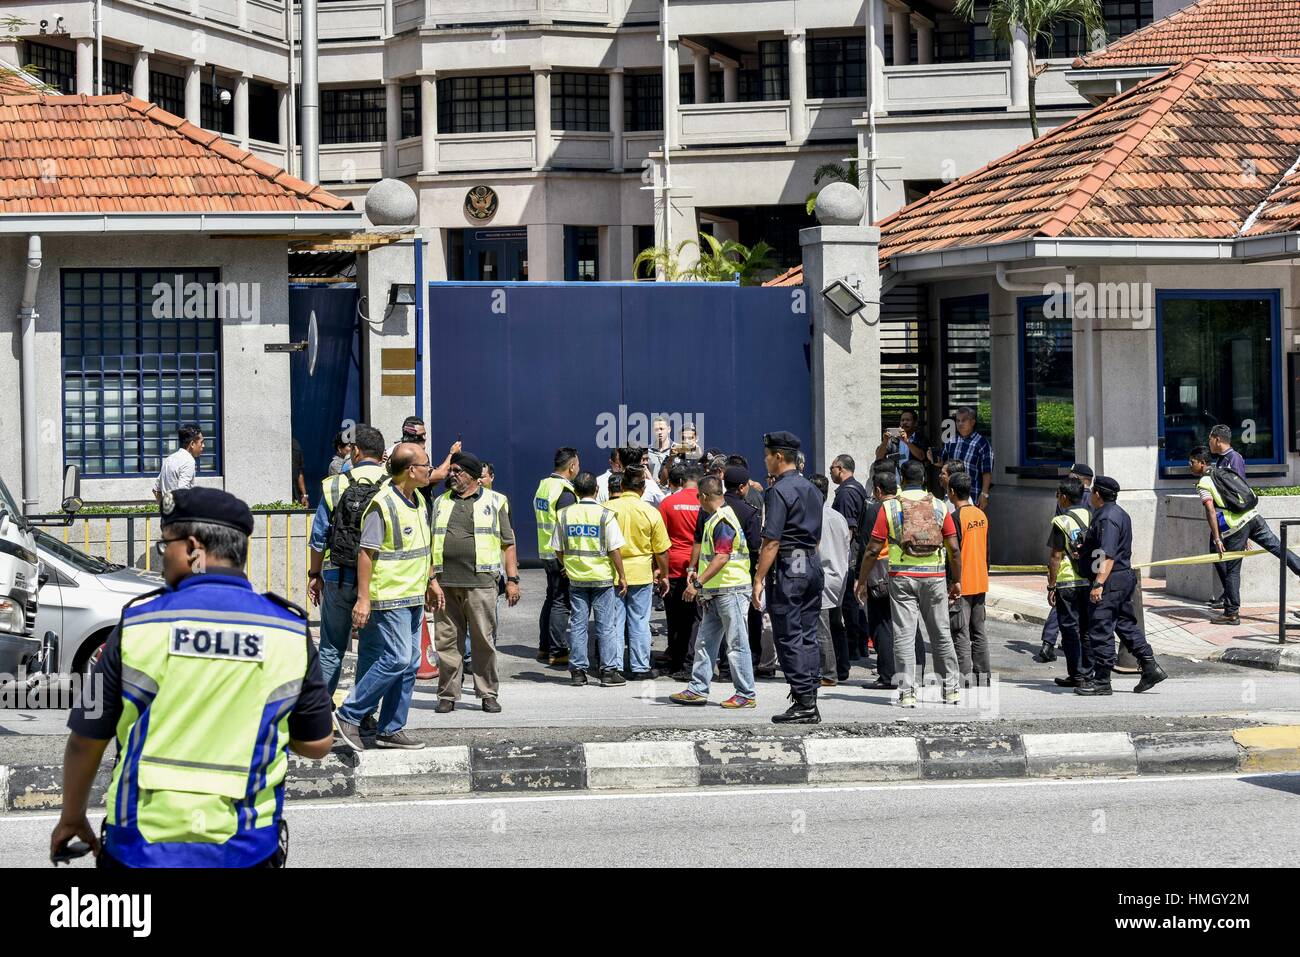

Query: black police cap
left=1069, top=463, right=1095, bottom=479
left=723, top=465, right=750, bottom=488
left=160, top=487, right=255, bottom=536
left=764, top=431, right=802, bottom=452
left=1093, top=475, right=1121, bottom=496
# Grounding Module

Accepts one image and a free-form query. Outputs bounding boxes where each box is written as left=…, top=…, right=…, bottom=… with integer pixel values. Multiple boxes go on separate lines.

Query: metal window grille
left=624, top=72, right=663, bottom=132
left=437, top=75, right=534, bottom=134
left=150, top=71, right=184, bottom=116
left=759, top=39, right=789, bottom=101
left=941, top=296, right=992, bottom=439
left=400, top=84, right=421, bottom=138
left=880, top=285, right=931, bottom=431
left=321, top=87, right=386, bottom=143
left=24, top=42, right=76, bottom=93
left=103, top=60, right=133, bottom=95
left=807, top=36, right=866, bottom=99
left=61, top=269, right=222, bottom=478
left=552, top=73, right=610, bottom=132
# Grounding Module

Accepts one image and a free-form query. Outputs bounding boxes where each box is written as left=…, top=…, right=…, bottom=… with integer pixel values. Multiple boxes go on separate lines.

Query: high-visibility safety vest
left=431, top=487, right=507, bottom=578
left=103, top=573, right=309, bottom=868
left=698, top=505, right=750, bottom=592
left=1197, top=474, right=1258, bottom=531
left=1052, top=506, right=1092, bottom=587
left=556, top=500, right=619, bottom=586
left=533, top=474, right=574, bottom=559
left=366, top=484, right=432, bottom=609
left=882, top=489, right=949, bottom=573
left=320, top=462, right=387, bottom=568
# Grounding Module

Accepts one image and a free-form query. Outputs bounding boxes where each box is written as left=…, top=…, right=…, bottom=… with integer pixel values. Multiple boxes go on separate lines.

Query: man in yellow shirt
left=606, top=465, right=671, bottom=680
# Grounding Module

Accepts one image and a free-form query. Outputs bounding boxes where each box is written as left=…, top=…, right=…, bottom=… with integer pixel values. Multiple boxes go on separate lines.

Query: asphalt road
left=3, top=570, right=1298, bottom=740
left=5, top=772, right=1297, bottom=868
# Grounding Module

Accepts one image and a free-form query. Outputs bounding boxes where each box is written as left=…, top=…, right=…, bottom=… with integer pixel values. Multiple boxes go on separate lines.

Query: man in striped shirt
left=934, top=407, right=993, bottom=511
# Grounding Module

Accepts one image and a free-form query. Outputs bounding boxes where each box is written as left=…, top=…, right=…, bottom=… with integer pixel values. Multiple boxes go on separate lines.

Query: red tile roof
left=767, top=56, right=1300, bottom=285
left=0, top=64, right=43, bottom=95
left=0, top=93, right=351, bottom=214
left=1076, top=0, right=1300, bottom=68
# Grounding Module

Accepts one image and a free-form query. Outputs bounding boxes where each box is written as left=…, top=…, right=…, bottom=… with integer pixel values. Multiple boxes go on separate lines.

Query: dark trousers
left=867, top=590, right=924, bottom=683
left=767, top=554, right=824, bottom=698
left=1055, top=584, right=1093, bottom=678
left=539, top=558, right=571, bottom=655
left=665, top=576, right=697, bottom=671
left=1085, top=569, right=1151, bottom=677
left=841, top=565, right=869, bottom=654
left=949, top=593, right=989, bottom=675
left=1041, top=606, right=1059, bottom=647
left=1216, top=515, right=1300, bottom=613
left=826, top=609, right=852, bottom=680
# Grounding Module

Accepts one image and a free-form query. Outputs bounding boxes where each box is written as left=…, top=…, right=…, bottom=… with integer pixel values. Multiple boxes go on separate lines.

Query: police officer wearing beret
left=1076, top=476, right=1167, bottom=696
left=52, top=488, right=335, bottom=868
left=752, top=431, right=825, bottom=723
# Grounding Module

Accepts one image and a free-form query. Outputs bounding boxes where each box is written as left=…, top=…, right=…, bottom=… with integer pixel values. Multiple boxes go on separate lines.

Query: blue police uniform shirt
left=762, top=470, right=823, bottom=552
left=1083, top=501, right=1133, bottom=577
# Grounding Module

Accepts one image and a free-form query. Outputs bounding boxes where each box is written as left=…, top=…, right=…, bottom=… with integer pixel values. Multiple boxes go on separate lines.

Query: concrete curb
left=1212, top=646, right=1300, bottom=674
left=5, top=728, right=1298, bottom=812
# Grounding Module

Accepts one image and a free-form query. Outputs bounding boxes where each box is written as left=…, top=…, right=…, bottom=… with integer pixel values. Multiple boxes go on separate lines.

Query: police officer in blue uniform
left=752, top=431, right=824, bottom=723
left=1076, top=476, right=1167, bottom=696
left=51, top=488, right=335, bottom=868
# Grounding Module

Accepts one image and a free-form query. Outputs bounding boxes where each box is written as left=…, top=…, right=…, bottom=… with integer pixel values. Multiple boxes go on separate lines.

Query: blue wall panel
left=427, top=282, right=810, bottom=562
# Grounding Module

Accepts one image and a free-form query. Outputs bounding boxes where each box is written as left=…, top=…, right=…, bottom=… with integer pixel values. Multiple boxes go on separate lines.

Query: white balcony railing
left=552, top=131, right=613, bottom=169
left=393, top=0, right=657, bottom=31
left=294, top=0, right=387, bottom=41
left=882, top=60, right=1086, bottom=113
left=623, top=131, right=660, bottom=167
left=806, top=96, right=867, bottom=141
left=677, top=101, right=790, bottom=147
left=246, top=0, right=287, bottom=40
left=435, top=131, right=536, bottom=172
left=320, top=142, right=385, bottom=184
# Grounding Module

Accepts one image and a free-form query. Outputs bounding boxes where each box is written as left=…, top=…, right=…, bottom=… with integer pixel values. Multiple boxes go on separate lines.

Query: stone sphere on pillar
left=814, top=181, right=866, bottom=226
left=364, top=178, right=418, bottom=227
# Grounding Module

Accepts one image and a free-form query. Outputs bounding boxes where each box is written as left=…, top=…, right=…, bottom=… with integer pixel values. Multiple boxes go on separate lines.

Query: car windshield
left=34, top=529, right=119, bottom=574
left=0, top=479, right=22, bottom=526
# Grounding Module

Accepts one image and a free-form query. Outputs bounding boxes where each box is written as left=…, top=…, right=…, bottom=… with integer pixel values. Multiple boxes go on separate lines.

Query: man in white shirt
left=811, top=473, right=851, bottom=686
left=153, top=424, right=203, bottom=501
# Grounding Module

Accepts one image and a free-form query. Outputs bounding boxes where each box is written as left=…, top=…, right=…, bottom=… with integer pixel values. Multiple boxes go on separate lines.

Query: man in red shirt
left=659, top=462, right=704, bottom=677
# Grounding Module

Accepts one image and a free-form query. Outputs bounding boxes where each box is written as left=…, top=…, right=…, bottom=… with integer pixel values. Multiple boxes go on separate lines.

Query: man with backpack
left=1190, top=445, right=1300, bottom=626
left=856, top=458, right=962, bottom=707
left=1046, top=477, right=1093, bottom=688
left=308, top=423, right=389, bottom=702
left=855, top=466, right=924, bottom=690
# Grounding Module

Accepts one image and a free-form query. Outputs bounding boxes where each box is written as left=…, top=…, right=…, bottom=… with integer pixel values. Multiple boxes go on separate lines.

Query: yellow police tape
left=990, top=546, right=1291, bottom=575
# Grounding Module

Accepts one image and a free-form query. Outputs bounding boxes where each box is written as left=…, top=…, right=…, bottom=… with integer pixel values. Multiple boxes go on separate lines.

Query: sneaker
left=669, top=669, right=692, bottom=682
left=670, top=689, right=708, bottom=706
left=600, top=669, right=627, bottom=687
left=1206, top=595, right=1226, bottom=609
left=720, top=694, right=756, bottom=709
left=570, top=668, right=588, bottom=687
left=481, top=696, right=502, bottom=714
left=549, top=652, right=570, bottom=667
left=375, top=730, right=426, bottom=750
left=359, top=713, right=379, bottom=736
left=333, top=714, right=365, bottom=752
left=897, top=691, right=918, bottom=709
left=943, top=688, right=961, bottom=705
left=1211, top=612, right=1241, bottom=626
left=626, top=669, right=659, bottom=681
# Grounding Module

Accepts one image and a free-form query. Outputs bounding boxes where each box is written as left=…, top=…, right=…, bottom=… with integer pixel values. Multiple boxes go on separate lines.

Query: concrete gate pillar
left=800, top=182, right=882, bottom=474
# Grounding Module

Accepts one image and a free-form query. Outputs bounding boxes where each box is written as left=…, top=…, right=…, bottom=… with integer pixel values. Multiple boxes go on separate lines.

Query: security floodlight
left=822, top=277, right=868, bottom=318
left=388, top=282, right=416, bottom=307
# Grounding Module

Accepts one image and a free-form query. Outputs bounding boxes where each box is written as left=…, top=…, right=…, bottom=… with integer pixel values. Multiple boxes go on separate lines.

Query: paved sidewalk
left=986, top=574, right=1299, bottom=660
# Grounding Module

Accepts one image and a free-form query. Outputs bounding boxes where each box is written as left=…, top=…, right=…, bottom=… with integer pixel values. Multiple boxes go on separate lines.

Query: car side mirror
left=61, top=465, right=82, bottom=515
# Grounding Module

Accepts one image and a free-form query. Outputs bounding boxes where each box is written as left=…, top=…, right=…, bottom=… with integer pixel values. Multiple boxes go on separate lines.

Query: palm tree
left=805, top=161, right=860, bottom=216
left=633, top=235, right=776, bottom=285
left=955, top=0, right=1105, bottom=138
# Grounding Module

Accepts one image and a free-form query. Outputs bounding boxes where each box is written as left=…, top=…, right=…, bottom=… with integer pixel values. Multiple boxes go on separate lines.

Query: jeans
left=617, top=583, right=654, bottom=673
left=337, top=605, right=422, bottom=735
left=887, top=574, right=959, bottom=693
left=318, top=576, right=356, bottom=696
left=1217, top=514, right=1300, bottom=613
left=539, top=558, right=571, bottom=655
left=568, top=584, right=622, bottom=674
left=689, top=591, right=755, bottom=699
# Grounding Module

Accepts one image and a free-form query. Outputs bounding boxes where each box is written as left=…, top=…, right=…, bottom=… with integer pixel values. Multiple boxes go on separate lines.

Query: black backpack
left=1060, top=509, right=1090, bottom=579
left=326, top=475, right=385, bottom=568
left=1209, top=467, right=1258, bottom=514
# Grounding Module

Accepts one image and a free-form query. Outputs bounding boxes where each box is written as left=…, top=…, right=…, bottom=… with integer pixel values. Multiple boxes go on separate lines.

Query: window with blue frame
left=941, top=295, right=991, bottom=438
left=564, top=227, right=599, bottom=282
left=1019, top=296, right=1074, bottom=465
left=1158, top=291, right=1281, bottom=468
left=61, top=270, right=221, bottom=478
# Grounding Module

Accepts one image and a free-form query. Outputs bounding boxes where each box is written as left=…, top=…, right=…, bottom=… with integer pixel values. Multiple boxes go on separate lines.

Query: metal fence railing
left=1278, top=521, right=1300, bottom=645
left=31, top=509, right=319, bottom=612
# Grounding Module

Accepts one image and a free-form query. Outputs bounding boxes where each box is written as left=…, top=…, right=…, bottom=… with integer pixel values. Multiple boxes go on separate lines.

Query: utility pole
left=300, top=0, right=320, bottom=184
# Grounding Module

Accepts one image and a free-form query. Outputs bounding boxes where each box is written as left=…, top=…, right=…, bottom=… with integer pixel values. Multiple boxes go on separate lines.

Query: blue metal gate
left=427, top=282, right=811, bottom=562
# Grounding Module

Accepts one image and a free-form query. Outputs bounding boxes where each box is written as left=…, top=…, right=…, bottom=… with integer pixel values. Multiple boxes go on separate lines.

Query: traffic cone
left=417, top=618, right=439, bottom=680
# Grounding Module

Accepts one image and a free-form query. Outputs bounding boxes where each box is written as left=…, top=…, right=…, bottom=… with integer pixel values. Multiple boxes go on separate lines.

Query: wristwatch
left=506, top=575, right=520, bottom=584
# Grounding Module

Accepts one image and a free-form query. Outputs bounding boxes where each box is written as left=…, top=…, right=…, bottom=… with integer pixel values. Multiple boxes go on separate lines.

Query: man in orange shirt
left=947, top=471, right=989, bottom=685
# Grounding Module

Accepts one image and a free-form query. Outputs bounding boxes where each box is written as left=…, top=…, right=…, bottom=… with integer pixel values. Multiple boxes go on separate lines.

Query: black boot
left=1035, top=641, right=1058, bottom=663
left=1075, top=673, right=1112, bottom=696
left=771, top=690, right=821, bottom=724
left=1134, top=653, right=1168, bottom=693
left=1054, top=675, right=1083, bottom=688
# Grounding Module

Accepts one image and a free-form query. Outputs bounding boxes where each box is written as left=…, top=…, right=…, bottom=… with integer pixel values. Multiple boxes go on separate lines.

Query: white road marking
left=4, top=770, right=1295, bottom=825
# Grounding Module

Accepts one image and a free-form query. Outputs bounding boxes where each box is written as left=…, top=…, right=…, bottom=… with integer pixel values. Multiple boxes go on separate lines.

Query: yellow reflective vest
left=104, top=574, right=309, bottom=867
left=698, top=505, right=751, bottom=592
left=431, top=487, right=508, bottom=578
left=556, top=500, right=619, bottom=586
left=365, top=484, right=432, bottom=608
left=534, top=474, right=574, bottom=559
left=1051, top=506, right=1092, bottom=587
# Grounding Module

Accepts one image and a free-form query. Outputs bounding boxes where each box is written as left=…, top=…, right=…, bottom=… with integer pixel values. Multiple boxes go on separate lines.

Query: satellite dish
left=307, top=310, right=319, bottom=377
